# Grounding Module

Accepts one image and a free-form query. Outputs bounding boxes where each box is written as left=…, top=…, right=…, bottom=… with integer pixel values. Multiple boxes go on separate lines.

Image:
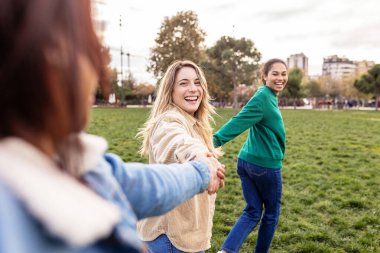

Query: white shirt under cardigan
left=137, top=107, right=216, bottom=252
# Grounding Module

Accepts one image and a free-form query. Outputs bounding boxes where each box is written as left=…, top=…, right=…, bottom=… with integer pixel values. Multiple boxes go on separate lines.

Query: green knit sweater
left=213, top=85, right=286, bottom=169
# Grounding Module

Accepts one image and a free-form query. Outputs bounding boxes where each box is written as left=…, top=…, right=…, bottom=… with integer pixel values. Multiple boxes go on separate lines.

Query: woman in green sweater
left=214, top=58, right=288, bottom=253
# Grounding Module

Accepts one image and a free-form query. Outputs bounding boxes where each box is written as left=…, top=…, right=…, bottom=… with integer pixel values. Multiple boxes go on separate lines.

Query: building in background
left=322, top=55, right=375, bottom=80
left=287, top=53, right=309, bottom=77
left=355, top=60, right=375, bottom=77
left=322, top=55, right=356, bottom=80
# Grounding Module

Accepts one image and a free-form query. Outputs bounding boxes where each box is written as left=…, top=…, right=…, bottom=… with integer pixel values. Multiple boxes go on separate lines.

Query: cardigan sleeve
left=150, top=112, right=208, bottom=163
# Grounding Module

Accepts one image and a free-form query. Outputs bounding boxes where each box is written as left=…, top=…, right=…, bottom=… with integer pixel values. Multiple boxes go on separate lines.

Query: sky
left=95, top=0, right=380, bottom=84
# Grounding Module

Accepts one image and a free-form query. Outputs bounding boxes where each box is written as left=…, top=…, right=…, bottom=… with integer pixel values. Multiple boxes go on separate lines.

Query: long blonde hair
left=137, top=60, right=221, bottom=157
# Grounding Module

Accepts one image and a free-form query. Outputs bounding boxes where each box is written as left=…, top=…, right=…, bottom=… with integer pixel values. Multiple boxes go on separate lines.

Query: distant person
left=0, top=1, right=224, bottom=253
left=214, top=58, right=288, bottom=253
left=137, top=60, right=224, bottom=253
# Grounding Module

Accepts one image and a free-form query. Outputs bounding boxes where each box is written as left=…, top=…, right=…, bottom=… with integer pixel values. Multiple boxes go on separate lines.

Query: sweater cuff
left=213, top=135, right=222, bottom=148
left=189, top=160, right=210, bottom=191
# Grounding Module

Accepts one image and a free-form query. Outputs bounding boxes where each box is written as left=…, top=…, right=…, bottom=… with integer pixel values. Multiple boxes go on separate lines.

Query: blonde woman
left=137, top=60, right=224, bottom=253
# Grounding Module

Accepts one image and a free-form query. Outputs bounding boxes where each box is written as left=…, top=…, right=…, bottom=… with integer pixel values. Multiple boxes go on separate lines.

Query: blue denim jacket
left=0, top=137, right=210, bottom=253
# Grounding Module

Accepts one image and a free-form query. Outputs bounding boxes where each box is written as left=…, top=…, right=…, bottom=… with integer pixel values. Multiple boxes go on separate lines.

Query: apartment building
left=322, top=55, right=356, bottom=80
left=355, top=60, right=375, bottom=76
left=287, top=53, right=309, bottom=77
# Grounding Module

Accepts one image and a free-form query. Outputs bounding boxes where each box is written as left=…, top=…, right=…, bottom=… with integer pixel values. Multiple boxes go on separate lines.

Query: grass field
left=88, top=108, right=380, bottom=253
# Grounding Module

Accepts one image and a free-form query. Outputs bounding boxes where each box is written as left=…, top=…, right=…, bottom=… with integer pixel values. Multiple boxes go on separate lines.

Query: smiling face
left=264, top=62, right=288, bottom=94
left=172, top=66, right=204, bottom=116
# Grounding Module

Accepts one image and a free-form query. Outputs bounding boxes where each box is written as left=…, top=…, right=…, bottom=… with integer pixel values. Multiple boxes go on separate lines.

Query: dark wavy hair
left=260, top=58, right=287, bottom=84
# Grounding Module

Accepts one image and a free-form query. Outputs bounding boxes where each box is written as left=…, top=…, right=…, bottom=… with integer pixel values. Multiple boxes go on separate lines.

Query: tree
left=341, top=76, right=369, bottom=106
left=121, top=73, right=136, bottom=102
left=305, top=80, right=323, bottom=98
left=281, top=68, right=303, bottom=109
left=106, top=67, right=119, bottom=103
left=341, top=77, right=357, bottom=98
left=303, top=79, right=323, bottom=108
left=132, top=83, right=155, bottom=106
left=95, top=47, right=117, bottom=104
left=354, top=64, right=380, bottom=110
left=204, top=36, right=261, bottom=113
left=229, top=84, right=258, bottom=107
left=148, top=11, right=206, bottom=81
left=322, top=77, right=341, bottom=99
left=133, top=83, right=155, bottom=98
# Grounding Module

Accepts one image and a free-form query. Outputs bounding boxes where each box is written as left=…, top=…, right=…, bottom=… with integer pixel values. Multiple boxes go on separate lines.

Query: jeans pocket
left=251, top=171, right=267, bottom=177
left=247, top=163, right=268, bottom=177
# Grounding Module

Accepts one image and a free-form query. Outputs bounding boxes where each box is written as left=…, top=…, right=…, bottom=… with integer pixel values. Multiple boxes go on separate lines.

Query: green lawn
left=88, top=108, right=380, bottom=253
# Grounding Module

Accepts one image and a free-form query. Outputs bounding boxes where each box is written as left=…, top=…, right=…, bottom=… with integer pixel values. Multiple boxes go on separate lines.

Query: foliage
left=133, top=83, right=155, bottom=98
left=354, top=64, right=380, bottom=110
left=147, top=11, right=206, bottom=81
left=319, top=76, right=342, bottom=99
left=354, top=64, right=380, bottom=94
left=88, top=108, right=380, bottom=253
left=124, top=72, right=135, bottom=90
left=280, top=68, right=304, bottom=108
left=94, top=47, right=137, bottom=104
left=232, top=84, right=258, bottom=104
left=339, top=76, right=369, bottom=101
left=109, top=68, right=120, bottom=95
left=105, top=72, right=154, bottom=105
left=95, top=47, right=116, bottom=101
left=119, top=74, right=136, bottom=102
left=304, top=80, right=324, bottom=98
left=203, top=36, right=261, bottom=103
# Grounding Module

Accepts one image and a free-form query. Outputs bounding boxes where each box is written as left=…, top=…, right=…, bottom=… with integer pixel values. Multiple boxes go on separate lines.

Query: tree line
left=100, top=10, right=380, bottom=111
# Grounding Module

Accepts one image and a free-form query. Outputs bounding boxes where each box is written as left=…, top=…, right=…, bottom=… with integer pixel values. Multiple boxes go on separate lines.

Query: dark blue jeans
left=146, top=234, right=204, bottom=253
left=221, top=159, right=282, bottom=253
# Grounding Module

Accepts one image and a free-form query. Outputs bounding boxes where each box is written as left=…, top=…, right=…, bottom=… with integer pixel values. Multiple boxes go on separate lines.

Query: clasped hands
left=195, top=152, right=225, bottom=194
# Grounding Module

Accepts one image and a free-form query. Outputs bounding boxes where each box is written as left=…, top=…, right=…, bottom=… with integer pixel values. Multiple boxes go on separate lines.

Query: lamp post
left=126, top=52, right=132, bottom=89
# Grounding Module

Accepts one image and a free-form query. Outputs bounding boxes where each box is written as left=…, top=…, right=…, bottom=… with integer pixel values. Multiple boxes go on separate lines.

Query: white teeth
left=185, top=96, right=198, bottom=101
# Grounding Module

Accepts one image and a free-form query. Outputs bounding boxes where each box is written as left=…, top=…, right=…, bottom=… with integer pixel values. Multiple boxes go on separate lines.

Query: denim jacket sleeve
left=103, top=153, right=210, bottom=220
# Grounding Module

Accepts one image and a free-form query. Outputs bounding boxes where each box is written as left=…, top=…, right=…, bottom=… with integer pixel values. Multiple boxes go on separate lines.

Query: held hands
left=195, top=152, right=225, bottom=194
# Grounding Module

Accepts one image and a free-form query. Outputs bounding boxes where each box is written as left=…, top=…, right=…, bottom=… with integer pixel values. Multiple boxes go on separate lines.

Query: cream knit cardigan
left=137, top=108, right=216, bottom=252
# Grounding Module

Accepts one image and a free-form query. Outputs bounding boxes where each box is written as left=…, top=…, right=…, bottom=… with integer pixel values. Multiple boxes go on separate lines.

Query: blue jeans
left=146, top=234, right=204, bottom=253
left=221, top=159, right=282, bottom=253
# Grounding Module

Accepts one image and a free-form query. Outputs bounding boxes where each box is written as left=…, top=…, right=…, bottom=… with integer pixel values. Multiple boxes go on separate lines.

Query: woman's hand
left=195, top=152, right=225, bottom=194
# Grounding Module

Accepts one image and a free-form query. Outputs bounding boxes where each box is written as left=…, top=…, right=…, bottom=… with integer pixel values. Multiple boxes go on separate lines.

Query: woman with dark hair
left=214, top=59, right=288, bottom=253
left=0, top=1, right=224, bottom=253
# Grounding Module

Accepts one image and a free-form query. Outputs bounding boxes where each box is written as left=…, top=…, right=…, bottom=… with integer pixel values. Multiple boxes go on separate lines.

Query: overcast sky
left=97, top=0, right=380, bottom=84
